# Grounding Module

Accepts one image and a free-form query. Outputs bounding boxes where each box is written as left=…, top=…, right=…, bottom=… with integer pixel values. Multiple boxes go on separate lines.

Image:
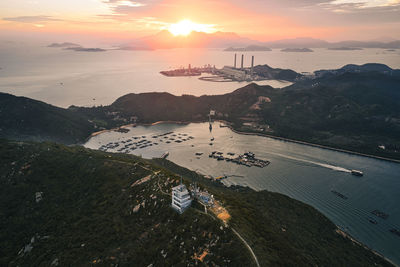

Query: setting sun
left=168, top=19, right=216, bottom=36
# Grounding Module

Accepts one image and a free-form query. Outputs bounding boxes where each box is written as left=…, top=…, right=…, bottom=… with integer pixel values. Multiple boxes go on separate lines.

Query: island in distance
left=328, top=47, right=363, bottom=51
left=224, top=45, right=272, bottom=51
left=281, top=48, right=314, bottom=52
left=48, top=42, right=107, bottom=52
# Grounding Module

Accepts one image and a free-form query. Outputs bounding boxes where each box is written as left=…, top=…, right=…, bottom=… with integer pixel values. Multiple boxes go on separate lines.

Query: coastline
left=335, top=228, right=396, bottom=266
left=87, top=120, right=400, bottom=164
left=221, top=121, right=400, bottom=164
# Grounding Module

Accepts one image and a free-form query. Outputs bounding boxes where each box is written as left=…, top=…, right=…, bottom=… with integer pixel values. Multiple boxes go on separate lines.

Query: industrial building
left=219, top=54, right=256, bottom=81
left=171, top=179, right=192, bottom=213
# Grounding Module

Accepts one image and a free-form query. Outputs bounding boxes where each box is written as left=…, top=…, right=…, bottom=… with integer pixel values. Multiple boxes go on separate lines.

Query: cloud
left=328, top=0, right=400, bottom=8
left=2, top=15, right=61, bottom=23
left=105, top=0, right=146, bottom=7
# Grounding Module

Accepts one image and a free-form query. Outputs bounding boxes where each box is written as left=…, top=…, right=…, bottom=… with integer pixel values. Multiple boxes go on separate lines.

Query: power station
left=220, top=54, right=256, bottom=81
left=161, top=54, right=259, bottom=82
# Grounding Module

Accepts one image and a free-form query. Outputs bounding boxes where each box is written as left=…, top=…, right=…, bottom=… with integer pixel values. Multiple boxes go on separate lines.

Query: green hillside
left=0, top=93, right=95, bottom=144
left=259, top=72, right=400, bottom=159
left=0, top=140, right=250, bottom=266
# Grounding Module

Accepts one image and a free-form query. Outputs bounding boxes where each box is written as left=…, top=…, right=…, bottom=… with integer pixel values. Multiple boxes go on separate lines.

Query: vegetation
left=0, top=93, right=95, bottom=144
left=0, top=140, right=392, bottom=266
left=104, top=70, right=400, bottom=160
left=152, top=159, right=393, bottom=266
left=253, top=64, right=303, bottom=81
left=259, top=72, right=400, bottom=160
left=0, top=139, right=250, bottom=266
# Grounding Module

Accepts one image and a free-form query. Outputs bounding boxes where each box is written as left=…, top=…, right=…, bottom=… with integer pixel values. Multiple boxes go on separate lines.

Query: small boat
left=161, top=152, right=169, bottom=159
left=351, top=170, right=363, bottom=176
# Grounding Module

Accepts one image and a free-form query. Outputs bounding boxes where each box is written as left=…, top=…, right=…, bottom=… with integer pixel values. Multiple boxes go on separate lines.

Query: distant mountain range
left=119, top=30, right=258, bottom=50
left=117, top=32, right=400, bottom=50
left=49, top=33, right=400, bottom=51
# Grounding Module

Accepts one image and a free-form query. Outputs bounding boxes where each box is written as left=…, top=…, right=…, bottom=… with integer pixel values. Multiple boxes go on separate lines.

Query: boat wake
left=317, top=163, right=351, bottom=173
left=267, top=152, right=352, bottom=173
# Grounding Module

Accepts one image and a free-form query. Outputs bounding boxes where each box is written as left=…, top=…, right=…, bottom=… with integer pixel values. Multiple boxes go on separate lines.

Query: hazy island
left=328, top=47, right=363, bottom=51
left=48, top=42, right=107, bottom=52
left=47, top=42, right=81, bottom=48
left=281, top=48, right=314, bottom=52
left=224, top=45, right=272, bottom=51
left=64, top=47, right=107, bottom=52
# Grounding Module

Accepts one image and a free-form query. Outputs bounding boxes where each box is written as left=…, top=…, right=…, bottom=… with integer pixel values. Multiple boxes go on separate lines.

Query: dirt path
left=231, top=228, right=260, bottom=267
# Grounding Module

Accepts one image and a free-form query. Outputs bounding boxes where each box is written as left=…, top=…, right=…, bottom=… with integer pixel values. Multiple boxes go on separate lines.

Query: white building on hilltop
left=171, top=180, right=192, bottom=213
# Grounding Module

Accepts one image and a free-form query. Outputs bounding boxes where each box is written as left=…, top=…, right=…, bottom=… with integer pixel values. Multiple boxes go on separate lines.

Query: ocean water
left=85, top=122, right=400, bottom=264
left=0, top=44, right=399, bottom=107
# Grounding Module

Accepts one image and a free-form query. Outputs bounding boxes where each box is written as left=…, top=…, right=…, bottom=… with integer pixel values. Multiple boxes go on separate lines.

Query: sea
left=84, top=122, right=400, bottom=264
left=0, top=43, right=399, bottom=107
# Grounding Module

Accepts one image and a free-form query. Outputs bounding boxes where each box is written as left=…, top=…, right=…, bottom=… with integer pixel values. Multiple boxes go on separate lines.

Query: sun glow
left=168, top=19, right=215, bottom=36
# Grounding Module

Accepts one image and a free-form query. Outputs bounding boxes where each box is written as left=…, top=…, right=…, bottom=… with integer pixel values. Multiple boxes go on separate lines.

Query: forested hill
left=0, top=93, right=95, bottom=144
left=110, top=83, right=271, bottom=122
left=259, top=72, right=400, bottom=159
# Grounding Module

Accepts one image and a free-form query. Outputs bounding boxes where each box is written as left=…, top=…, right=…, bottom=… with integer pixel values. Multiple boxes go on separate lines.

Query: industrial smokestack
left=251, top=55, right=254, bottom=76
left=234, top=54, right=237, bottom=68
left=241, top=54, right=244, bottom=69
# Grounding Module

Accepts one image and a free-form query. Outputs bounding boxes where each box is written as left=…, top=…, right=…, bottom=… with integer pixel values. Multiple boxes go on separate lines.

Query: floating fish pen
left=208, top=151, right=270, bottom=168
left=331, top=190, right=348, bottom=200
left=371, top=210, right=389, bottom=219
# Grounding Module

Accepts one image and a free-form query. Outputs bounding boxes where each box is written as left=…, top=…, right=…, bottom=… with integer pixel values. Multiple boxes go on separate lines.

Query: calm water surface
left=85, top=122, right=400, bottom=265
left=1, top=44, right=399, bottom=107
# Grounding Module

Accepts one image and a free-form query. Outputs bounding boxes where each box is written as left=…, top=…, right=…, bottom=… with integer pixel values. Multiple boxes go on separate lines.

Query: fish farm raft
left=208, top=151, right=270, bottom=168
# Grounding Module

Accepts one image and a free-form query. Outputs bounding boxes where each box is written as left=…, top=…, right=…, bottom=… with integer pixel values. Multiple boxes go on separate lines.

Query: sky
left=0, top=0, right=399, bottom=43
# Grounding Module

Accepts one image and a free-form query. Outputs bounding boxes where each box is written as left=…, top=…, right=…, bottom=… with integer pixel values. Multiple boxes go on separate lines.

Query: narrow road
left=231, top=228, right=260, bottom=267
